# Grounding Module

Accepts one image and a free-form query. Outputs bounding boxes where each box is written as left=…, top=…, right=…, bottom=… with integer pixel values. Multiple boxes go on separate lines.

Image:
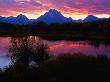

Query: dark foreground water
left=0, top=36, right=110, bottom=68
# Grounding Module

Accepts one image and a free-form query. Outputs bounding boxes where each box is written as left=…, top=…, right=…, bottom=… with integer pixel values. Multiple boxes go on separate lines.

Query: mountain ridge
left=0, top=9, right=109, bottom=25
left=33, top=9, right=74, bottom=24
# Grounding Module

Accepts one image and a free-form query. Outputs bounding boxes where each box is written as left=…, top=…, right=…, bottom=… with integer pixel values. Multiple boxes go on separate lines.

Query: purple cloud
left=0, top=0, right=110, bottom=18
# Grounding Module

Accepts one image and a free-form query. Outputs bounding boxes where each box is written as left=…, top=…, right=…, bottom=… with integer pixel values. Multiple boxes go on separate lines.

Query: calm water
left=0, top=36, right=110, bottom=68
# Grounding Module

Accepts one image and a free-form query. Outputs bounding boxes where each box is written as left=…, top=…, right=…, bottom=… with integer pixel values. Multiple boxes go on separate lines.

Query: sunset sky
left=0, top=0, right=110, bottom=19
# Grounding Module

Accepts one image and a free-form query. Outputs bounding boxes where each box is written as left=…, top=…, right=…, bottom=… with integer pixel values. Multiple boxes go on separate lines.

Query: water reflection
left=0, top=36, right=110, bottom=68
left=0, top=37, right=110, bottom=56
left=0, top=56, right=10, bottom=68
left=47, top=41, right=110, bottom=56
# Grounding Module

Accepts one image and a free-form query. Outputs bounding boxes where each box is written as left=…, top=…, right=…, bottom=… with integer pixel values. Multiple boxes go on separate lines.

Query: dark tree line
left=0, top=20, right=110, bottom=41
left=0, top=20, right=110, bottom=34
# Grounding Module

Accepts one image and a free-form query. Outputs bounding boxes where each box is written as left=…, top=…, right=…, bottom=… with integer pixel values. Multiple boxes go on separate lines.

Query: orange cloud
left=0, top=0, right=110, bottom=19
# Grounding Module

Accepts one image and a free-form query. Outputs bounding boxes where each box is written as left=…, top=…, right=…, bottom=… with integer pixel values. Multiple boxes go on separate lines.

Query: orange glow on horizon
left=0, top=10, right=110, bottom=20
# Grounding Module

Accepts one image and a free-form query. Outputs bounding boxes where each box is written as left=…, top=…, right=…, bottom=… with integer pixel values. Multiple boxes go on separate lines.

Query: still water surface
left=0, top=36, right=110, bottom=68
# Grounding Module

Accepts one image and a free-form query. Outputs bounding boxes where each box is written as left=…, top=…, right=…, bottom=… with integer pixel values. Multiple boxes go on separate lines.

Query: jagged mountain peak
left=48, top=9, right=60, bottom=13
left=44, top=9, right=63, bottom=18
left=36, top=9, right=73, bottom=24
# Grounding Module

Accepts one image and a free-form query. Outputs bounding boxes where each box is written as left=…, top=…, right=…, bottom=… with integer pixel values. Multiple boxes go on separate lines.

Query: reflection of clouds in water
left=0, top=37, right=110, bottom=68
left=0, top=38, right=110, bottom=57
left=0, top=56, right=11, bottom=68
left=0, top=37, right=10, bottom=56
left=47, top=41, right=110, bottom=57
left=0, top=37, right=11, bottom=68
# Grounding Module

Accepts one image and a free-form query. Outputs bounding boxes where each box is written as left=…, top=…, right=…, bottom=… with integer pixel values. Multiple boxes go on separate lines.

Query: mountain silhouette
left=34, top=9, right=74, bottom=24
left=84, top=15, right=99, bottom=22
left=0, top=9, right=109, bottom=25
left=0, top=14, right=30, bottom=25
